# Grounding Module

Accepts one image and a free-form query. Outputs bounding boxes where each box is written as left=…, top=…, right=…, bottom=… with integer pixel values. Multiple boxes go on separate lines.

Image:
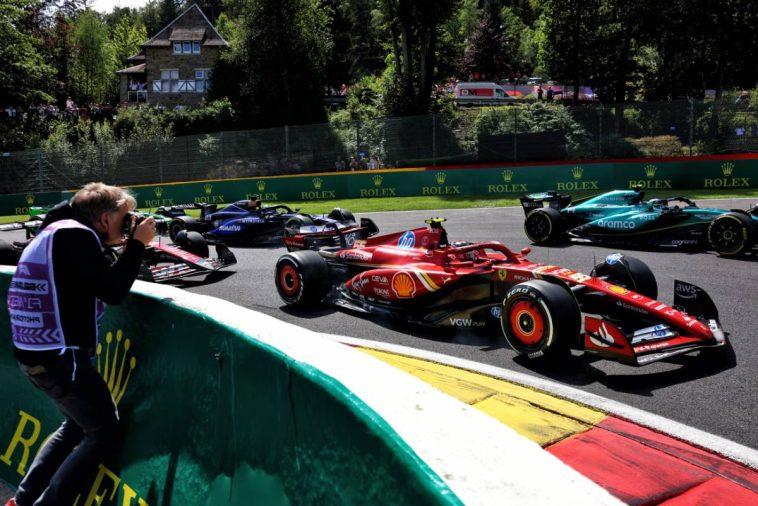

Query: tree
left=110, top=14, right=147, bottom=68
left=70, top=9, right=115, bottom=104
left=460, top=8, right=512, bottom=81
left=0, top=0, right=55, bottom=105
left=541, top=0, right=600, bottom=104
left=377, top=0, right=459, bottom=116
left=223, top=0, right=332, bottom=128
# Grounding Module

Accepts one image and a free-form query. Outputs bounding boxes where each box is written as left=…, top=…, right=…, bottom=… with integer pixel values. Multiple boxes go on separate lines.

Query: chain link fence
left=2, top=100, right=757, bottom=194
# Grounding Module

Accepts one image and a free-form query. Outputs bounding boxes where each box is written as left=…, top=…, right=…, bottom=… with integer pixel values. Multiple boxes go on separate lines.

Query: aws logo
left=557, top=166, right=599, bottom=191
left=628, top=164, right=672, bottom=189
left=487, top=169, right=528, bottom=194
left=422, top=171, right=460, bottom=195
left=704, top=162, right=750, bottom=188
left=360, top=174, right=397, bottom=197
left=301, top=177, right=336, bottom=199
left=1, top=329, right=149, bottom=505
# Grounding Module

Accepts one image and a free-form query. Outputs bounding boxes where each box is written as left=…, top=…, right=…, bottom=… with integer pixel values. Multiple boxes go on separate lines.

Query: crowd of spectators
left=2, top=99, right=117, bottom=124
left=335, top=153, right=382, bottom=171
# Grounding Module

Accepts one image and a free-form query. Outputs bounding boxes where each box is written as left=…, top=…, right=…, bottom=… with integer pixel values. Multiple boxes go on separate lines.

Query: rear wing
left=519, top=192, right=572, bottom=216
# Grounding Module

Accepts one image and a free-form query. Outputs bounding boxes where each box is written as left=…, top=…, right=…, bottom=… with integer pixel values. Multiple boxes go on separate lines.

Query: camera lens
left=122, top=212, right=146, bottom=235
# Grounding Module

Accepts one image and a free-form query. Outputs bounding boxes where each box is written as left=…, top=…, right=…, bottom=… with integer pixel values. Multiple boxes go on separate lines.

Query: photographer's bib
left=8, top=219, right=106, bottom=351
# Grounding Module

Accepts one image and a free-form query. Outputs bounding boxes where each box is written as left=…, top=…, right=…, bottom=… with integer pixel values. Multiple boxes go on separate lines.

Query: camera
left=122, top=211, right=146, bottom=235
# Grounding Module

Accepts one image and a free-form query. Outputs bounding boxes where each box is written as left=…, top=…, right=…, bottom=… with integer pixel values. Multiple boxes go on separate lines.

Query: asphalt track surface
left=7, top=199, right=755, bottom=449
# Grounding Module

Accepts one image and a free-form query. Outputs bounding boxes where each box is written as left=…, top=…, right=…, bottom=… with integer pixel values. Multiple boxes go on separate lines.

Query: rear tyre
left=524, top=208, right=563, bottom=244
left=501, top=280, right=580, bottom=359
left=593, top=254, right=658, bottom=300
left=708, top=212, right=755, bottom=257
left=0, top=239, right=18, bottom=265
left=275, top=250, right=331, bottom=306
left=169, top=218, right=191, bottom=242
left=174, top=230, right=209, bottom=258
left=284, top=215, right=316, bottom=237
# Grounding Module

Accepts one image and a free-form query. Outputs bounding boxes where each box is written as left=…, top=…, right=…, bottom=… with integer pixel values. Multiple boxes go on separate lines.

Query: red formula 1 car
left=274, top=218, right=727, bottom=366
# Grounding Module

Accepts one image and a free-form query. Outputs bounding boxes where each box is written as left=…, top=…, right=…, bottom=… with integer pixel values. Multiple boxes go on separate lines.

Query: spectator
left=334, top=158, right=346, bottom=171
left=546, top=87, right=554, bottom=102
left=537, top=87, right=544, bottom=102
left=348, top=155, right=359, bottom=171
left=65, top=96, right=77, bottom=120
left=369, top=155, right=380, bottom=170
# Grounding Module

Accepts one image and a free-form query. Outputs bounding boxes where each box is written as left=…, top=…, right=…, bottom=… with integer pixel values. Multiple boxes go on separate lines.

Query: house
left=115, top=4, right=228, bottom=107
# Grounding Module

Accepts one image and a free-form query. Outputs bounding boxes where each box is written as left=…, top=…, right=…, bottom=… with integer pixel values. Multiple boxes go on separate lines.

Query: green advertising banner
left=0, top=156, right=755, bottom=216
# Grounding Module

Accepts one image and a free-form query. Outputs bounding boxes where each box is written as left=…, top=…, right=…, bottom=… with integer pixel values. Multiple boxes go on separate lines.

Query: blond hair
left=70, top=182, right=136, bottom=224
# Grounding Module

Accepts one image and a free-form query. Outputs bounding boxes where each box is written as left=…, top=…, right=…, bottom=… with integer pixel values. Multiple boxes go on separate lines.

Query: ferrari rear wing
left=519, top=192, right=572, bottom=216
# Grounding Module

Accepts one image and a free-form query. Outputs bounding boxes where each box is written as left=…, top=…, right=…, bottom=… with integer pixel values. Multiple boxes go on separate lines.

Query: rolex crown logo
left=204, top=183, right=213, bottom=195
left=154, top=187, right=163, bottom=198
left=372, top=175, right=383, bottom=187
left=571, top=166, right=584, bottom=180
left=502, top=170, right=514, bottom=183
left=435, top=172, right=447, bottom=185
left=256, top=180, right=266, bottom=192
left=644, top=165, right=657, bottom=178
left=312, top=177, right=323, bottom=189
left=97, top=329, right=136, bottom=406
left=25, top=194, right=35, bottom=205
left=721, top=162, right=734, bottom=177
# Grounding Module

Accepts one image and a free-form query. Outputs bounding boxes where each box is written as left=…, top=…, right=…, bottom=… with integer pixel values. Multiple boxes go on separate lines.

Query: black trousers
left=14, top=350, right=120, bottom=506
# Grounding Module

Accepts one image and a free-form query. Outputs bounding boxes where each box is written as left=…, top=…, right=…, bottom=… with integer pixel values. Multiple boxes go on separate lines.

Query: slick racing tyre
left=592, top=253, right=658, bottom=300
left=284, top=215, right=316, bottom=237
left=174, top=230, right=209, bottom=258
left=708, top=212, right=755, bottom=257
left=0, top=239, right=18, bottom=265
left=501, top=280, right=580, bottom=359
left=524, top=207, right=563, bottom=244
left=327, top=208, right=356, bottom=226
left=275, top=250, right=331, bottom=306
left=169, top=217, right=200, bottom=242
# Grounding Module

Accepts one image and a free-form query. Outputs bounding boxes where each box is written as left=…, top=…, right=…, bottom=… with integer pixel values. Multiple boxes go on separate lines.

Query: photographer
left=6, top=183, right=155, bottom=506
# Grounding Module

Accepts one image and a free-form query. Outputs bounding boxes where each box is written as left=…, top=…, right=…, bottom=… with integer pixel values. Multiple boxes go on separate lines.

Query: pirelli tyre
left=275, top=250, right=331, bottom=306
left=592, top=253, right=658, bottom=300
left=169, top=217, right=200, bottom=243
left=328, top=208, right=356, bottom=226
left=524, top=207, right=564, bottom=244
left=500, top=280, right=580, bottom=359
left=284, top=215, right=316, bottom=237
left=174, top=230, right=209, bottom=258
left=708, top=212, right=755, bottom=257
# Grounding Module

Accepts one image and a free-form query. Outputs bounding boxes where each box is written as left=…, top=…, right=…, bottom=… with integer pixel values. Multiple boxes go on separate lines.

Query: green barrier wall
left=1, top=155, right=755, bottom=215
left=0, top=271, right=459, bottom=506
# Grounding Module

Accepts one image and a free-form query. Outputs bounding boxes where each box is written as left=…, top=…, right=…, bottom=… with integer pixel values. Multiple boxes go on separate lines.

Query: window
left=195, top=69, right=212, bottom=93
left=159, top=69, right=179, bottom=93
left=173, top=41, right=201, bottom=54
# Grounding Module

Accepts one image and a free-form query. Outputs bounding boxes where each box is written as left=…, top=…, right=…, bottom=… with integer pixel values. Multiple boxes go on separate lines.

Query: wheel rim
left=279, top=264, right=300, bottom=297
left=509, top=300, right=545, bottom=346
left=710, top=219, right=745, bottom=254
left=526, top=213, right=550, bottom=242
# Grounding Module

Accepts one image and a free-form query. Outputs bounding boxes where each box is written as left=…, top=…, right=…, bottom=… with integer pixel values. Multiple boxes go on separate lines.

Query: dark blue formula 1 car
left=164, top=200, right=379, bottom=247
left=520, top=188, right=758, bottom=257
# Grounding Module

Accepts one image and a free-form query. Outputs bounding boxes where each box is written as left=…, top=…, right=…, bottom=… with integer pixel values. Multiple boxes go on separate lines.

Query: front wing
left=139, top=242, right=237, bottom=283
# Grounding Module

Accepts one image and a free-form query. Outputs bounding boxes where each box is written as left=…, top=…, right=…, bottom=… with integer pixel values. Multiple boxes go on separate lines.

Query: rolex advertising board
left=0, top=156, right=755, bottom=216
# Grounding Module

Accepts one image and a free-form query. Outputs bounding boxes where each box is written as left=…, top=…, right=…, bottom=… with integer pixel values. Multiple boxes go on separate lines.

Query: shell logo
left=608, top=285, right=629, bottom=295
left=392, top=272, right=416, bottom=298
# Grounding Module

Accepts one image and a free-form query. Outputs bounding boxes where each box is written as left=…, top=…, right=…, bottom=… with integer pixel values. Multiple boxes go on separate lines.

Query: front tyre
left=524, top=208, right=563, bottom=244
left=284, top=215, right=316, bottom=237
left=275, top=250, right=331, bottom=306
left=708, top=212, right=755, bottom=257
left=175, top=230, right=209, bottom=258
left=592, top=254, right=658, bottom=300
left=501, top=280, right=580, bottom=359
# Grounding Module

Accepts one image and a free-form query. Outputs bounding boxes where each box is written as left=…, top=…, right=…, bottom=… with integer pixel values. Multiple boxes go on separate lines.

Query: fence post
left=513, top=106, right=518, bottom=162
left=158, top=144, right=163, bottom=183
left=598, top=106, right=603, bottom=158
left=220, top=131, right=224, bottom=172
left=432, top=114, right=437, bottom=166
left=285, top=125, right=290, bottom=168
left=36, top=148, right=43, bottom=193
left=688, top=97, right=694, bottom=156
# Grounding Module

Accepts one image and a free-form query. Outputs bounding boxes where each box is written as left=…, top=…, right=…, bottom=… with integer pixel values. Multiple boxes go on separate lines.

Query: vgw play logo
left=1, top=330, right=150, bottom=505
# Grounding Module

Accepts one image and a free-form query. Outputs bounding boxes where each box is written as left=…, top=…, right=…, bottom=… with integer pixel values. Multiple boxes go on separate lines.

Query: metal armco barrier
left=0, top=155, right=754, bottom=216
left=0, top=269, right=618, bottom=506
